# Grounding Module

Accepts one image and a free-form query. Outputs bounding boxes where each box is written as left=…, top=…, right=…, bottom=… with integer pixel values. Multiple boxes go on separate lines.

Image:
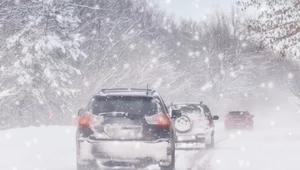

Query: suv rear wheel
left=77, top=163, right=95, bottom=170
left=205, top=132, right=214, bottom=149
left=160, top=150, right=175, bottom=170
left=77, top=158, right=97, bottom=170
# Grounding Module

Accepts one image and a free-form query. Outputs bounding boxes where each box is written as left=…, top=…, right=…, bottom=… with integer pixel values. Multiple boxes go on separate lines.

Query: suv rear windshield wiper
left=97, top=112, right=139, bottom=120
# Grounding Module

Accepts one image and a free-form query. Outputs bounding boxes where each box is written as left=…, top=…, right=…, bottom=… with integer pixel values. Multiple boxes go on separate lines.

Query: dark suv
left=76, top=88, right=181, bottom=170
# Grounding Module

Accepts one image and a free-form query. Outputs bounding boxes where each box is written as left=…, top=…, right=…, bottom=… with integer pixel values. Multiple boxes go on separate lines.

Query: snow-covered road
left=1, top=114, right=300, bottom=170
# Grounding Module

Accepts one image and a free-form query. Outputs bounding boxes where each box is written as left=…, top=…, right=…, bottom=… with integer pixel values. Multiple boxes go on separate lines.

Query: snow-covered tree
left=237, top=0, right=300, bottom=61
left=0, top=0, right=85, bottom=124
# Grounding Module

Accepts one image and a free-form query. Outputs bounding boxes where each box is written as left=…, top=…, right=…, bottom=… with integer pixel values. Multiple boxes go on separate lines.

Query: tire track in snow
left=176, top=123, right=230, bottom=170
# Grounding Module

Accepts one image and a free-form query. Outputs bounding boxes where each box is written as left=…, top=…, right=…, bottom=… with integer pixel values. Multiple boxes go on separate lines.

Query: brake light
left=145, top=113, right=170, bottom=128
left=225, top=115, right=231, bottom=122
left=78, top=114, right=92, bottom=128
left=157, top=114, right=170, bottom=127
left=206, top=116, right=212, bottom=126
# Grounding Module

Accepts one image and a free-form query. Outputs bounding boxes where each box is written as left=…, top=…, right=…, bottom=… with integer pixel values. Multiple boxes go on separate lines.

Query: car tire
left=206, top=133, right=214, bottom=149
left=77, top=163, right=96, bottom=170
left=160, top=150, right=175, bottom=170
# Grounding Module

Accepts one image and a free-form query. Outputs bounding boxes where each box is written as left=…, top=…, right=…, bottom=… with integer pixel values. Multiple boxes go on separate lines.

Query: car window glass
left=89, top=96, right=161, bottom=116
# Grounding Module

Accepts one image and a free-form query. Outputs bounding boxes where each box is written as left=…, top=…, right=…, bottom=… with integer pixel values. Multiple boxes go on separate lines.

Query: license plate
left=177, top=135, right=196, bottom=141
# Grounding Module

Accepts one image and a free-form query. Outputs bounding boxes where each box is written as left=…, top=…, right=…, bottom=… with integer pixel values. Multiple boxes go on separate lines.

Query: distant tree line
left=0, top=0, right=295, bottom=128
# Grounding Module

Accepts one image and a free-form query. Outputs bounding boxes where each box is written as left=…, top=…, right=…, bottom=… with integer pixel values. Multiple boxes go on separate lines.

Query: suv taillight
left=78, top=114, right=92, bottom=128
left=225, top=115, right=230, bottom=120
left=206, top=116, right=212, bottom=126
left=145, top=113, right=170, bottom=128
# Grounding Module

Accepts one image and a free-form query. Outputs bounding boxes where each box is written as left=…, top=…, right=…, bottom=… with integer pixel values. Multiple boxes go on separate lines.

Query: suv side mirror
left=78, top=109, right=85, bottom=116
left=212, top=115, right=219, bottom=120
left=171, top=110, right=181, bottom=119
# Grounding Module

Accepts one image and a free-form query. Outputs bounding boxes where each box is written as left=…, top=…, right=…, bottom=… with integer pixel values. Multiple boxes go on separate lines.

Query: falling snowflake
left=176, top=60, right=180, bottom=64
left=246, top=161, right=251, bottom=166
left=265, top=97, right=268, bottom=100
left=230, top=134, right=235, bottom=138
left=218, top=53, right=224, bottom=60
left=240, top=146, right=246, bottom=152
left=123, top=63, right=130, bottom=69
left=151, top=58, right=158, bottom=63
left=238, top=160, right=245, bottom=167
left=129, top=44, right=135, bottom=50
left=165, top=0, right=172, bottom=4
left=36, top=154, right=42, bottom=160
left=216, top=159, right=222, bottom=164
left=260, top=83, right=266, bottom=88
left=276, top=106, right=280, bottom=111
left=267, top=82, right=274, bottom=89
left=269, top=121, right=276, bottom=126
left=15, top=100, right=20, bottom=106
left=56, top=91, right=62, bottom=96
left=176, top=42, right=181, bottom=46
left=242, top=42, right=248, bottom=47
left=26, top=141, right=32, bottom=147
left=288, top=132, right=292, bottom=136
left=33, top=138, right=38, bottom=144
left=204, top=57, right=209, bottom=63
left=188, top=51, right=194, bottom=56
left=105, top=17, right=110, bottom=23
left=230, top=72, right=237, bottom=78
left=287, top=73, right=294, bottom=79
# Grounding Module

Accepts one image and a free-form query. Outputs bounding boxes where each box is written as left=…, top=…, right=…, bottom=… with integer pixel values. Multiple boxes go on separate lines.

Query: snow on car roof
left=96, top=88, right=158, bottom=97
left=172, top=102, right=201, bottom=106
left=96, top=92, right=157, bottom=97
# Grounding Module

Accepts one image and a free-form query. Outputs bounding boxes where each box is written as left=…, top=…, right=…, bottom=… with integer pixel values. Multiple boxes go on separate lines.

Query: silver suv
left=171, top=102, right=219, bottom=148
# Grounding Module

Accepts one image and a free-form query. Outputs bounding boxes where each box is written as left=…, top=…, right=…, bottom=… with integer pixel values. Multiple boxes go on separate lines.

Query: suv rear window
left=174, top=105, right=204, bottom=116
left=228, top=111, right=247, bottom=116
left=89, top=96, right=162, bottom=116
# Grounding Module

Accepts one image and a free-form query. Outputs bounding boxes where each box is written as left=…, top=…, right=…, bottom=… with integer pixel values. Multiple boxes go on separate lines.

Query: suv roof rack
left=100, top=88, right=156, bottom=95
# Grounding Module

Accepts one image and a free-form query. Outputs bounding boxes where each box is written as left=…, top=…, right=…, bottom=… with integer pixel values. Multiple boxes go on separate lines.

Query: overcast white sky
left=154, top=0, right=237, bottom=21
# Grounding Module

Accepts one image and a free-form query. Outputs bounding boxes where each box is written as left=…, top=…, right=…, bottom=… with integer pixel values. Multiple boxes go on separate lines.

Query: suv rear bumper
left=225, top=121, right=253, bottom=127
left=77, top=138, right=173, bottom=166
left=176, top=134, right=208, bottom=143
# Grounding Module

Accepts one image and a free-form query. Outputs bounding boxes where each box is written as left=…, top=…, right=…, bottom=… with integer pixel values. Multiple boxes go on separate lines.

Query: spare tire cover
left=175, top=114, right=193, bottom=133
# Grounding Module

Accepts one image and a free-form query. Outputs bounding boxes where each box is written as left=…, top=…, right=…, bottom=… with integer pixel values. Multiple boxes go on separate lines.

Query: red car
left=225, top=111, right=254, bottom=130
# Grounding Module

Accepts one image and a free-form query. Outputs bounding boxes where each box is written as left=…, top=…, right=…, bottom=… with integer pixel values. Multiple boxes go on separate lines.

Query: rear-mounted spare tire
left=174, top=115, right=192, bottom=133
